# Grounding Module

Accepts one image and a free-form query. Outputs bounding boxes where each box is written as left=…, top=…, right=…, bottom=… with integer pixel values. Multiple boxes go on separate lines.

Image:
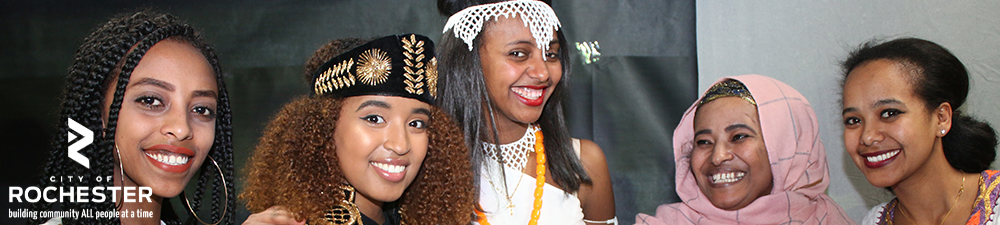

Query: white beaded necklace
left=482, top=124, right=540, bottom=172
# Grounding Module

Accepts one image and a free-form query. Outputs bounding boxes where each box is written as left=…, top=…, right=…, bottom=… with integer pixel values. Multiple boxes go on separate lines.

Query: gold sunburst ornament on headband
left=309, top=34, right=437, bottom=104
left=443, top=0, right=562, bottom=51
left=357, top=49, right=391, bottom=86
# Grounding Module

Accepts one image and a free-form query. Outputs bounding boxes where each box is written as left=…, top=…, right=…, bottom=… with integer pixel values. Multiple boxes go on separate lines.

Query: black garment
left=358, top=202, right=401, bottom=225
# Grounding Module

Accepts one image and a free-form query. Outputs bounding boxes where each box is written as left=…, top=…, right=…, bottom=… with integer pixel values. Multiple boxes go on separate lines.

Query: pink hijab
left=635, top=75, right=854, bottom=224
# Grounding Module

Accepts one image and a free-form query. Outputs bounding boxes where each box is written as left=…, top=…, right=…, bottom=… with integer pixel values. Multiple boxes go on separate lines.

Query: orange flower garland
left=476, top=129, right=546, bottom=225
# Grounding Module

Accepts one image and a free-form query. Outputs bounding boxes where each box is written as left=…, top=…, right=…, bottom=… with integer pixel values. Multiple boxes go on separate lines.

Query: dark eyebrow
left=356, top=100, right=390, bottom=112
left=130, top=78, right=174, bottom=92
left=192, top=90, right=217, bottom=99
left=694, top=129, right=711, bottom=137
left=412, top=108, right=431, bottom=117
left=842, top=107, right=858, bottom=115
left=842, top=98, right=903, bottom=115
left=507, top=40, right=535, bottom=46
left=872, top=98, right=902, bottom=108
left=725, top=124, right=757, bottom=135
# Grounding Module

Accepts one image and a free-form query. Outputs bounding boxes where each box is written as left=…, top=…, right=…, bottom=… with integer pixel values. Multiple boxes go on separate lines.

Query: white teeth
left=710, top=172, right=746, bottom=184
left=372, top=162, right=405, bottom=173
left=512, top=87, right=543, bottom=100
left=145, top=152, right=190, bottom=166
left=865, top=150, right=900, bottom=163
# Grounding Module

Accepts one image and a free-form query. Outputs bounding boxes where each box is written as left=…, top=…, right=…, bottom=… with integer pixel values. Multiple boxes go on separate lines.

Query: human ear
left=935, top=102, right=953, bottom=137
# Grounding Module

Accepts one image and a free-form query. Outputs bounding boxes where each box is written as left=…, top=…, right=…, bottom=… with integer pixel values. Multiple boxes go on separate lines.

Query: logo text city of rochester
left=7, top=118, right=153, bottom=204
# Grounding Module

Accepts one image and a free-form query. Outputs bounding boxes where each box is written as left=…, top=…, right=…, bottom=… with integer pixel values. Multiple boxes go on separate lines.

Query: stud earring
left=941, top=130, right=947, bottom=135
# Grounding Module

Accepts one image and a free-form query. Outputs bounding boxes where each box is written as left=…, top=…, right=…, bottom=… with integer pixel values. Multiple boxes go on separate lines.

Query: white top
left=475, top=138, right=585, bottom=225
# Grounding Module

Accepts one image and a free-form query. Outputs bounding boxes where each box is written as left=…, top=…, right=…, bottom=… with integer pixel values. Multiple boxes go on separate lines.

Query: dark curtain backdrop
left=0, top=1, right=695, bottom=224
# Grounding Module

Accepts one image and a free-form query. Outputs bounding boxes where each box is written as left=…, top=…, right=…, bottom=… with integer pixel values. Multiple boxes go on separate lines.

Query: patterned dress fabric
left=862, top=170, right=1000, bottom=225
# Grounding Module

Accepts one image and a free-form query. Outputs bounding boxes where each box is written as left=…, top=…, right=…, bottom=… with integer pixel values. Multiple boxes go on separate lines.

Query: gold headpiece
left=311, top=34, right=438, bottom=104
left=699, top=79, right=756, bottom=106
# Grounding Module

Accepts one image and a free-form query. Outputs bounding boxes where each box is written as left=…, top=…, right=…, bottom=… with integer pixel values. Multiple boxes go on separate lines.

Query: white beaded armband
left=583, top=217, right=618, bottom=225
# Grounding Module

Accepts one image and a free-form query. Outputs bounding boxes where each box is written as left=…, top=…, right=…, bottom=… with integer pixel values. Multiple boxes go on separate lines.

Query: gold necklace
left=483, top=171, right=524, bottom=215
left=896, top=175, right=965, bottom=225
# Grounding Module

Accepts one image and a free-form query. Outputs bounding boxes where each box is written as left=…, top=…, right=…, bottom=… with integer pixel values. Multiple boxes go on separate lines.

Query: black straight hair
left=436, top=0, right=592, bottom=195
left=28, top=9, right=235, bottom=225
left=841, top=37, right=998, bottom=173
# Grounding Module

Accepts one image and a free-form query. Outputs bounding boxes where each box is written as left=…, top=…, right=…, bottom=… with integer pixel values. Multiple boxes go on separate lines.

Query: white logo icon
left=67, top=118, right=93, bottom=168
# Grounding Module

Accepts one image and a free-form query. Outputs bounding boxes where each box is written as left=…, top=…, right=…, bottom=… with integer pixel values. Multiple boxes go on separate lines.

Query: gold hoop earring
left=114, top=144, right=125, bottom=211
left=180, top=156, right=228, bottom=225
left=323, top=184, right=361, bottom=225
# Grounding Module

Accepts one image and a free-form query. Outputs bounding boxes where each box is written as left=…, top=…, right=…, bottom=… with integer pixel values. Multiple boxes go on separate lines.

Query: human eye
left=844, top=117, right=861, bottom=127
left=362, top=115, right=386, bottom=124
left=545, top=51, right=560, bottom=61
left=192, top=106, right=216, bottom=118
left=880, top=109, right=905, bottom=120
left=509, top=50, right=527, bottom=58
left=135, top=96, right=164, bottom=109
left=408, top=119, right=426, bottom=129
left=731, top=133, right=751, bottom=142
left=694, top=139, right=713, bottom=149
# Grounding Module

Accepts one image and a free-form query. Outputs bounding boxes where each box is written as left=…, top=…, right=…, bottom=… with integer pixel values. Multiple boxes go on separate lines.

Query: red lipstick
left=143, top=144, right=195, bottom=173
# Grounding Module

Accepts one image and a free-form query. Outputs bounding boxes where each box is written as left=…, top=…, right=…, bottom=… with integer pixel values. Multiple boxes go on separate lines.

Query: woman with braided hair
left=28, top=9, right=235, bottom=225
left=240, top=34, right=476, bottom=225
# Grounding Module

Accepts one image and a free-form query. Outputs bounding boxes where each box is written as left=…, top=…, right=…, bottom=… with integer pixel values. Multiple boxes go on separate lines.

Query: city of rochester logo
left=8, top=118, right=153, bottom=216
left=67, top=118, right=92, bottom=169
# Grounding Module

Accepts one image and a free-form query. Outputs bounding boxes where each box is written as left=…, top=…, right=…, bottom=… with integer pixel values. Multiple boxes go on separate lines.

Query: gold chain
left=896, top=175, right=965, bottom=225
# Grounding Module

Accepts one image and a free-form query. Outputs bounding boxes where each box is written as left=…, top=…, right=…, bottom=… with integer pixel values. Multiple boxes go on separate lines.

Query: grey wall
left=696, top=0, right=1000, bottom=222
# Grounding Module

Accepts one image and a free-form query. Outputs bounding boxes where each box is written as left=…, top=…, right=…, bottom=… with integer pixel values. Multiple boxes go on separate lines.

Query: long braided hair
left=28, top=9, right=235, bottom=225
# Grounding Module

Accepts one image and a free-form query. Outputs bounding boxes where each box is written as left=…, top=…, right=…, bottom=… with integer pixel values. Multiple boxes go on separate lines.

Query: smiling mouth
left=864, top=149, right=900, bottom=163
left=145, top=151, right=191, bottom=166
left=372, top=162, right=405, bottom=173
left=512, top=87, right=543, bottom=100
left=711, top=171, right=746, bottom=184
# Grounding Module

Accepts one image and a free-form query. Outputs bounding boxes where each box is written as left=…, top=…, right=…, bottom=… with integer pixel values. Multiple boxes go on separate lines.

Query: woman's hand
left=243, top=206, right=306, bottom=225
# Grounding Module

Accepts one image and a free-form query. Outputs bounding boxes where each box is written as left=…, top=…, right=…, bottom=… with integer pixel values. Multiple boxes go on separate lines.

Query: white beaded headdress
left=442, top=0, right=562, bottom=51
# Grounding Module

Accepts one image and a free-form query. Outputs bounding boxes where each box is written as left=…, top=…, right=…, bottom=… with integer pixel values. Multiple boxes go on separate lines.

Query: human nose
left=383, top=123, right=411, bottom=155
left=861, top=122, right=884, bottom=147
left=525, top=56, right=551, bottom=83
left=710, top=144, right=734, bottom=166
left=161, top=107, right=192, bottom=141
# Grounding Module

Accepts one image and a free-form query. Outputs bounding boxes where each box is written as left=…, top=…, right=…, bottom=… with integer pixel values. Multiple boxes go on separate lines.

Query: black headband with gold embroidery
left=699, top=79, right=756, bottom=106
left=311, top=34, right=438, bottom=104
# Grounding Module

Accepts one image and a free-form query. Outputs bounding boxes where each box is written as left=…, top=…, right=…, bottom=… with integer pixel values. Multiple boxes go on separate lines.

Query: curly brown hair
left=241, top=37, right=475, bottom=224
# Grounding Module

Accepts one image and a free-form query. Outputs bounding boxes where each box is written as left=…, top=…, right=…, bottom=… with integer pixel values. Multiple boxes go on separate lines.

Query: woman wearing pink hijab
left=635, top=74, right=853, bottom=224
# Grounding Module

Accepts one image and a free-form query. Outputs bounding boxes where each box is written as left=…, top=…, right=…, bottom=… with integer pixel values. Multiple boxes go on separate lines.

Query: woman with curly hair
left=28, top=9, right=236, bottom=225
left=240, top=34, right=476, bottom=225
left=435, top=0, right=616, bottom=224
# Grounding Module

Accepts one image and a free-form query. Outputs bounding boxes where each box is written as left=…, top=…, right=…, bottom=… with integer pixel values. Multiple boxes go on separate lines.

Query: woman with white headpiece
left=436, top=0, right=617, bottom=224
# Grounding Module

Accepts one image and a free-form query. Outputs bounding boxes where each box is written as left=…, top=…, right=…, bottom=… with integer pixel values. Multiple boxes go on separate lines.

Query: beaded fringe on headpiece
left=442, top=0, right=561, bottom=51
